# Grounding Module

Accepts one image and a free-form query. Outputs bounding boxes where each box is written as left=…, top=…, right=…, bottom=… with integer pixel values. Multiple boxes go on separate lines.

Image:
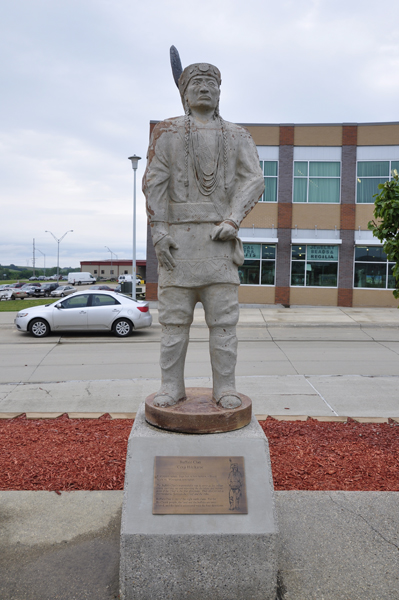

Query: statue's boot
left=210, top=326, right=242, bottom=409
left=154, top=325, right=189, bottom=407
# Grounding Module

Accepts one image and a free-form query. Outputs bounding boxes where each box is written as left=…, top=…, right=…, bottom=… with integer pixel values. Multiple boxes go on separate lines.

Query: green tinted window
left=356, top=177, right=386, bottom=203
left=309, top=162, right=340, bottom=177
left=293, top=162, right=308, bottom=177
left=239, top=243, right=276, bottom=286
left=291, top=261, right=305, bottom=286
left=354, top=245, right=394, bottom=289
left=294, top=161, right=340, bottom=203
left=357, top=161, right=389, bottom=177
left=243, top=244, right=260, bottom=259
left=355, top=246, right=387, bottom=262
left=308, top=178, right=340, bottom=203
left=307, top=245, right=339, bottom=261
left=259, top=161, right=278, bottom=202
left=291, top=245, right=338, bottom=287
left=391, top=161, right=399, bottom=176
left=354, top=263, right=386, bottom=288
left=262, top=245, right=276, bottom=259
left=305, top=262, right=338, bottom=287
left=293, top=178, right=307, bottom=203
left=264, top=177, right=277, bottom=202
left=238, top=261, right=260, bottom=285
left=291, top=245, right=306, bottom=260
left=263, top=161, right=278, bottom=176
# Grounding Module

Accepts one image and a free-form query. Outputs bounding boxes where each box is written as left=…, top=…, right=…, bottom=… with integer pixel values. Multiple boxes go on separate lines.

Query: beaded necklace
left=184, top=112, right=228, bottom=199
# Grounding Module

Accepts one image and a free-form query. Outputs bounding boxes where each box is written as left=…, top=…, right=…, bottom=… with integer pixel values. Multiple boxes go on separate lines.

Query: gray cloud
left=1, top=0, right=399, bottom=268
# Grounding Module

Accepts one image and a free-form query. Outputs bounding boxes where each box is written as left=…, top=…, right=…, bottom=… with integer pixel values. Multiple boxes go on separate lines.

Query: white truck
left=118, top=274, right=146, bottom=298
left=118, top=274, right=141, bottom=284
left=68, top=272, right=96, bottom=286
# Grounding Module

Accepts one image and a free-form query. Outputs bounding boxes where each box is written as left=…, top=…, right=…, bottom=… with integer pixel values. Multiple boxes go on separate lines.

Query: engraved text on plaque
left=153, top=456, right=247, bottom=514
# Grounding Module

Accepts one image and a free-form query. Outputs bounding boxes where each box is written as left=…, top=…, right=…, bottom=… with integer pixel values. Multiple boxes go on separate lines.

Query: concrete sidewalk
left=1, top=374, right=399, bottom=420
left=1, top=490, right=398, bottom=600
left=1, top=303, right=399, bottom=327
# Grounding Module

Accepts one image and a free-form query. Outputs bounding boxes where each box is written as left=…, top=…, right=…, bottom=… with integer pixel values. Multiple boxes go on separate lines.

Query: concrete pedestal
left=120, top=403, right=279, bottom=600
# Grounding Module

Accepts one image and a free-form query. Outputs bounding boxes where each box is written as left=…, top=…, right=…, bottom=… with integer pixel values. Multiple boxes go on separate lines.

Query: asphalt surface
left=1, top=304, right=398, bottom=599
left=1, top=305, right=399, bottom=418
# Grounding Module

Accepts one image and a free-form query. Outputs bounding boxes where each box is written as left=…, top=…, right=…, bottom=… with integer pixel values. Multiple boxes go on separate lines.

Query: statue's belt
left=168, top=202, right=222, bottom=224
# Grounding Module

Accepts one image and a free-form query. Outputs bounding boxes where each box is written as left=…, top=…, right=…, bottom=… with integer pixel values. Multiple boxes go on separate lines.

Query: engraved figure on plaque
left=228, top=461, right=244, bottom=511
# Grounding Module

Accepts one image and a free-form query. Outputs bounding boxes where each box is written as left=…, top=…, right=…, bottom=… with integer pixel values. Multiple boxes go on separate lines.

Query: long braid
left=219, top=115, right=228, bottom=190
left=184, top=104, right=191, bottom=199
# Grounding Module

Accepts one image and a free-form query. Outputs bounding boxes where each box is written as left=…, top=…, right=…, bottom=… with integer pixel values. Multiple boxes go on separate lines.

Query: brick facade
left=145, top=282, right=158, bottom=301
left=337, top=288, right=353, bottom=307
left=275, top=286, right=290, bottom=306
left=342, top=125, right=357, bottom=146
left=144, top=121, right=399, bottom=307
left=275, top=228, right=292, bottom=291
left=279, top=126, right=294, bottom=146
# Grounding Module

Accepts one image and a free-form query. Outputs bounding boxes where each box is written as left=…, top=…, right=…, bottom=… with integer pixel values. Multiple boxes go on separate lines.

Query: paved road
left=0, top=306, right=398, bottom=417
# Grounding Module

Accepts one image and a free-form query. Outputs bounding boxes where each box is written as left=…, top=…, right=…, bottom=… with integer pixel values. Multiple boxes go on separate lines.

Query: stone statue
left=143, top=48, right=264, bottom=410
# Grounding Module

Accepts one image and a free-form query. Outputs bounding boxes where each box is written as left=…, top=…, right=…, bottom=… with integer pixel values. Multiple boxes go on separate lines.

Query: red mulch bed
left=261, top=418, right=399, bottom=491
left=0, top=414, right=398, bottom=492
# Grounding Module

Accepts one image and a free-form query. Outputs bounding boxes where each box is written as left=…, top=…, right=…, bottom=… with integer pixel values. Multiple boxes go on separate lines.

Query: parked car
left=25, top=284, right=42, bottom=297
left=10, top=284, right=40, bottom=299
left=90, top=285, right=115, bottom=291
left=11, top=288, right=30, bottom=299
left=0, top=289, right=14, bottom=301
left=31, top=283, right=59, bottom=297
left=50, top=285, right=76, bottom=297
left=14, top=290, right=152, bottom=337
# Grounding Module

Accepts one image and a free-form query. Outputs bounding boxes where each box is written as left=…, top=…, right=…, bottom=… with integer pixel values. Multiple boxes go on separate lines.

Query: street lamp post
left=45, top=230, right=73, bottom=279
left=128, top=155, right=141, bottom=299
left=37, top=249, right=46, bottom=278
left=105, top=246, right=117, bottom=279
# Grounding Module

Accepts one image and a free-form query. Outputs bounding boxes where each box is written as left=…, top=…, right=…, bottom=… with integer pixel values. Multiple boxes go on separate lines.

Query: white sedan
left=14, top=290, right=152, bottom=338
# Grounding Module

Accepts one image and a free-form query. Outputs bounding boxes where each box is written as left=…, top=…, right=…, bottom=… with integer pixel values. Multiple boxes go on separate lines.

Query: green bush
left=368, top=173, right=399, bottom=299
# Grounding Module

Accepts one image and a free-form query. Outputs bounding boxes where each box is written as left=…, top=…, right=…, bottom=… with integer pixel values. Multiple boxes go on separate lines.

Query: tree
left=368, top=173, right=399, bottom=299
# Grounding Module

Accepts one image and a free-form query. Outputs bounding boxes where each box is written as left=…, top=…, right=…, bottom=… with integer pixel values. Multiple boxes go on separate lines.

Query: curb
left=0, top=412, right=397, bottom=423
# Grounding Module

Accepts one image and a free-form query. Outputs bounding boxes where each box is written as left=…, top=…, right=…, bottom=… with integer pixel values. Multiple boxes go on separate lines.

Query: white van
left=68, top=272, right=96, bottom=286
left=118, top=274, right=142, bottom=284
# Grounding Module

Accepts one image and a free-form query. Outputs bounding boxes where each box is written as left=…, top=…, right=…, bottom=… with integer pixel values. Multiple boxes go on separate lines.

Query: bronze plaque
left=153, top=456, right=247, bottom=514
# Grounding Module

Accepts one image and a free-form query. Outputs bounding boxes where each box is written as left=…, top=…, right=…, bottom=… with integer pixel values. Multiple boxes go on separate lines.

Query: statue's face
left=185, top=75, right=220, bottom=112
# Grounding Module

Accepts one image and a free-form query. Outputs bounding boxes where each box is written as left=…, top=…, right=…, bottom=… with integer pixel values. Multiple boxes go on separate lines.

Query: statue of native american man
left=143, top=47, right=264, bottom=410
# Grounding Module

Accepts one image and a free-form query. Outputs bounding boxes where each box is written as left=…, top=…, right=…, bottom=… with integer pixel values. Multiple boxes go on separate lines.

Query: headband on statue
left=178, top=63, right=221, bottom=98
left=170, top=46, right=221, bottom=100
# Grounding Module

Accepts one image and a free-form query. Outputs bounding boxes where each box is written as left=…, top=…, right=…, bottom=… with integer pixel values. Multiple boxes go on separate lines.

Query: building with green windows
left=146, top=121, right=399, bottom=307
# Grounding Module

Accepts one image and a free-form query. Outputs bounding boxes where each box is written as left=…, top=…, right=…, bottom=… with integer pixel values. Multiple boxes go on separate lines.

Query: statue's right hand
left=154, top=235, right=179, bottom=271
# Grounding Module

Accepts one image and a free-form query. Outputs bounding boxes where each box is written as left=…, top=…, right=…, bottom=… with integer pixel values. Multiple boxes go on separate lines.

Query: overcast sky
left=1, top=0, right=399, bottom=270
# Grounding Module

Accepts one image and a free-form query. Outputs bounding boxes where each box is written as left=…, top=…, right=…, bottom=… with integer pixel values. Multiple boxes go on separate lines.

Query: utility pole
left=128, top=155, right=141, bottom=299
left=37, top=249, right=45, bottom=278
left=32, top=238, right=36, bottom=277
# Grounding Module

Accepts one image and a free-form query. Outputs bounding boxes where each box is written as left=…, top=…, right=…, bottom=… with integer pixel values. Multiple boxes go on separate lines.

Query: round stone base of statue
left=145, top=387, right=252, bottom=434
